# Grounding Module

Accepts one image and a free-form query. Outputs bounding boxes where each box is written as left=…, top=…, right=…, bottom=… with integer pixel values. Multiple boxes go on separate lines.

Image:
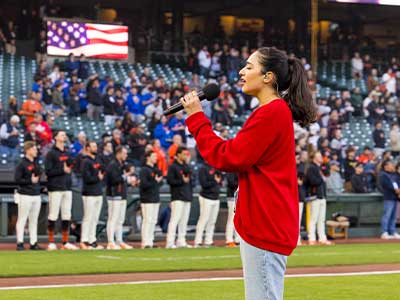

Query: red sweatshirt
left=186, top=99, right=299, bottom=256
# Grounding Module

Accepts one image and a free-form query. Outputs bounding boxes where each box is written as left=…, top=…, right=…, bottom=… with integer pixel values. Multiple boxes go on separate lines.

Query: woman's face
left=238, top=51, right=265, bottom=96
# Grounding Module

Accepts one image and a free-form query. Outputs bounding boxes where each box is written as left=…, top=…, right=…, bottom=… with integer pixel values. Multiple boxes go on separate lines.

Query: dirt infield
left=1, top=263, right=400, bottom=289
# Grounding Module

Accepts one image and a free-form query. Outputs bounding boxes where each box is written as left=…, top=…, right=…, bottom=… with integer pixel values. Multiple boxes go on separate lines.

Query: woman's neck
left=256, top=88, right=280, bottom=107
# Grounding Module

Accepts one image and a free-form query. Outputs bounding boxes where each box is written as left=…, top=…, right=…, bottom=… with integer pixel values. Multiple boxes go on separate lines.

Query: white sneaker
left=177, top=243, right=193, bottom=248
left=165, top=244, right=177, bottom=249
left=391, top=233, right=400, bottom=239
left=61, top=242, right=79, bottom=250
left=381, top=232, right=393, bottom=240
left=47, top=243, right=57, bottom=251
left=119, top=242, right=133, bottom=250
left=106, top=243, right=121, bottom=250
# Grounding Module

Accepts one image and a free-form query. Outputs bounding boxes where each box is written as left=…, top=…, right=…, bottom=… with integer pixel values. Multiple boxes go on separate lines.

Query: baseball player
left=15, top=142, right=43, bottom=250
left=45, top=130, right=78, bottom=250
left=166, top=147, right=193, bottom=248
left=80, top=141, right=104, bottom=250
left=106, top=145, right=137, bottom=250
left=139, top=151, right=163, bottom=248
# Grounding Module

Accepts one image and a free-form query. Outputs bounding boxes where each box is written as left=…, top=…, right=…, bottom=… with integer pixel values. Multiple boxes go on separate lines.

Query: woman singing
left=181, top=47, right=316, bottom=300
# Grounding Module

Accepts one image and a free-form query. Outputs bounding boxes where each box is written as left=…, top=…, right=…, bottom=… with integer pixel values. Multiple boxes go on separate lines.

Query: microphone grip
left=164, top=90, right=205, bottom=116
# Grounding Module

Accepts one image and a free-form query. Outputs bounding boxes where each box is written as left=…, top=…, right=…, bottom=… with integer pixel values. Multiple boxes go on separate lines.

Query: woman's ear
left=263, top=72, right=274, bottom=84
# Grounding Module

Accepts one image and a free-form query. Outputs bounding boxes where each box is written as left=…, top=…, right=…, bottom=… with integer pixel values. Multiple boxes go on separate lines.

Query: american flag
left=46, top=20, right=128, bottom=59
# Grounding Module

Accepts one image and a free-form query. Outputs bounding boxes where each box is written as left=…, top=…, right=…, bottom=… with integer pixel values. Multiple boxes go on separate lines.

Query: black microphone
left=164, top=83, right=220, bottom=116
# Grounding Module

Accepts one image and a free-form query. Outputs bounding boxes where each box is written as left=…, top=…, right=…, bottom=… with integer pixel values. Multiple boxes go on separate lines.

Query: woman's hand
left=180, top=91, right=203, bottom=117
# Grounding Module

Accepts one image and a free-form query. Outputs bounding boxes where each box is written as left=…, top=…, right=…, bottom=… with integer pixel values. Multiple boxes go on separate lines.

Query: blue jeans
left=381, top=200, right=398, bottom=235
left=240, top=237, right=287, bottom=300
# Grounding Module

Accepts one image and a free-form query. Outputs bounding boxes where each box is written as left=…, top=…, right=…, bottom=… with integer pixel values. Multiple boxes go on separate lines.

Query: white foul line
left=1, top=270, right=400, bottom=291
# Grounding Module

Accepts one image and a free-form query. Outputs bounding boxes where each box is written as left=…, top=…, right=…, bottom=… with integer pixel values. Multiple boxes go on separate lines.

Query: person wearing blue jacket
left=379, top=160, right=400, bottom=239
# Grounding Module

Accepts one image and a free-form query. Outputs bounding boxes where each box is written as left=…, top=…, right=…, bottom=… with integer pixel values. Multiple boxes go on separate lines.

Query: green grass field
left=1, top=274, right=400, bottom=300
left=2, top=243, right=400, bottom=277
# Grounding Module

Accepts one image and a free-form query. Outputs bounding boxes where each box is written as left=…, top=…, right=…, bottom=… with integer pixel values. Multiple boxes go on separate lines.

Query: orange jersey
left=20, top=100, right=43, bottom=127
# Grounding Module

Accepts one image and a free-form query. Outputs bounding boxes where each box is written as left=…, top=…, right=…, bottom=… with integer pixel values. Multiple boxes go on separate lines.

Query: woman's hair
left=256, top=47, right=317, bottom=127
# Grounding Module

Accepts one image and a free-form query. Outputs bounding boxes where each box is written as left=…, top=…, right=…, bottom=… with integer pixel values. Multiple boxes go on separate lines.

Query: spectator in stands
left=48, top=65, right=60, bottom=84
left=0, top=115, right=20, bottom=162
left=124, top=71, right=138, bottom=89
left=197, top=45, right=211, bottom=77
left=379, top=160, right=400, bottom=239
left=344, top=147, right=357, bottom=192
left=154, top=115, right=173, bottom=150
left=373, top=121, right=386, bottom=157
left=351, top=163, right=368, bottom=193
left=305, top=151, right=331, bottom=245
left=144, top=99, right=163, bottom=119
left=111, top=128, right=123, bottom=151
left=87, top=79, right=102, bottom=121
left=51, top=82, right=66, bottom=117
left=367, top=68, right=379, bottom=92
left=78, top=54, right=89, bottom=80
left=120, top=112, right=135, bottom=137
left=98, top=141, right=114, bottom=168
left=168, top=134, right=183, bottom=165
left=390, top=123, right=400, bottom=158
left=78, top=81, right=88, bottom=113
left=227, top=48, right=241, bottom=83
left=68, top=85, right=80, bottom=117
left=35, top=30, right=47, bottom=64
left=33, top=113, right=52, bottom=154
left=19, top=91, right=43, bottom=128
left=151, top=139, right=168, bottom=177
left=367, top=93, right=384, bottom=125
left=351, top=87, right=363, bottom=117
left=70, top=131, right=86, bottom=158
left=327, top=110, right=341, bottom=139
left=382, top=68, right=397, bottom=95
left=7, top=96, right=18, bottom=118
left=0, top=102, right=7, bottom=126
left=103, top=86, right=117, bottom=126
left=212, top=92, right=237, bottom=125
left=326, top=160, right=343, bottom=194
left=4, top=20, right=16, bottom=55
left=126, top=86, right=144, bottom=124
left=168, top=111, right=186, bottom=143
left=351, top=52, right=363, bottom=78
left=65, top=53, right=79, bottom=75
left=330, top=129, right=345, bottom=158
left=128, top=124, right=148, bottom=166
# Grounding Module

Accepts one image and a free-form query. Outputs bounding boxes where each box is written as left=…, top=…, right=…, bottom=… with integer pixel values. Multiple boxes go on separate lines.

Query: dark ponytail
left=257, top=47, right=317, bottom=127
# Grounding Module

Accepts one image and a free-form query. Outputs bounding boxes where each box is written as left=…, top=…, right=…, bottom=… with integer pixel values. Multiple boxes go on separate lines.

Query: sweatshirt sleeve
left=185, top=105, right=281, bottom=173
